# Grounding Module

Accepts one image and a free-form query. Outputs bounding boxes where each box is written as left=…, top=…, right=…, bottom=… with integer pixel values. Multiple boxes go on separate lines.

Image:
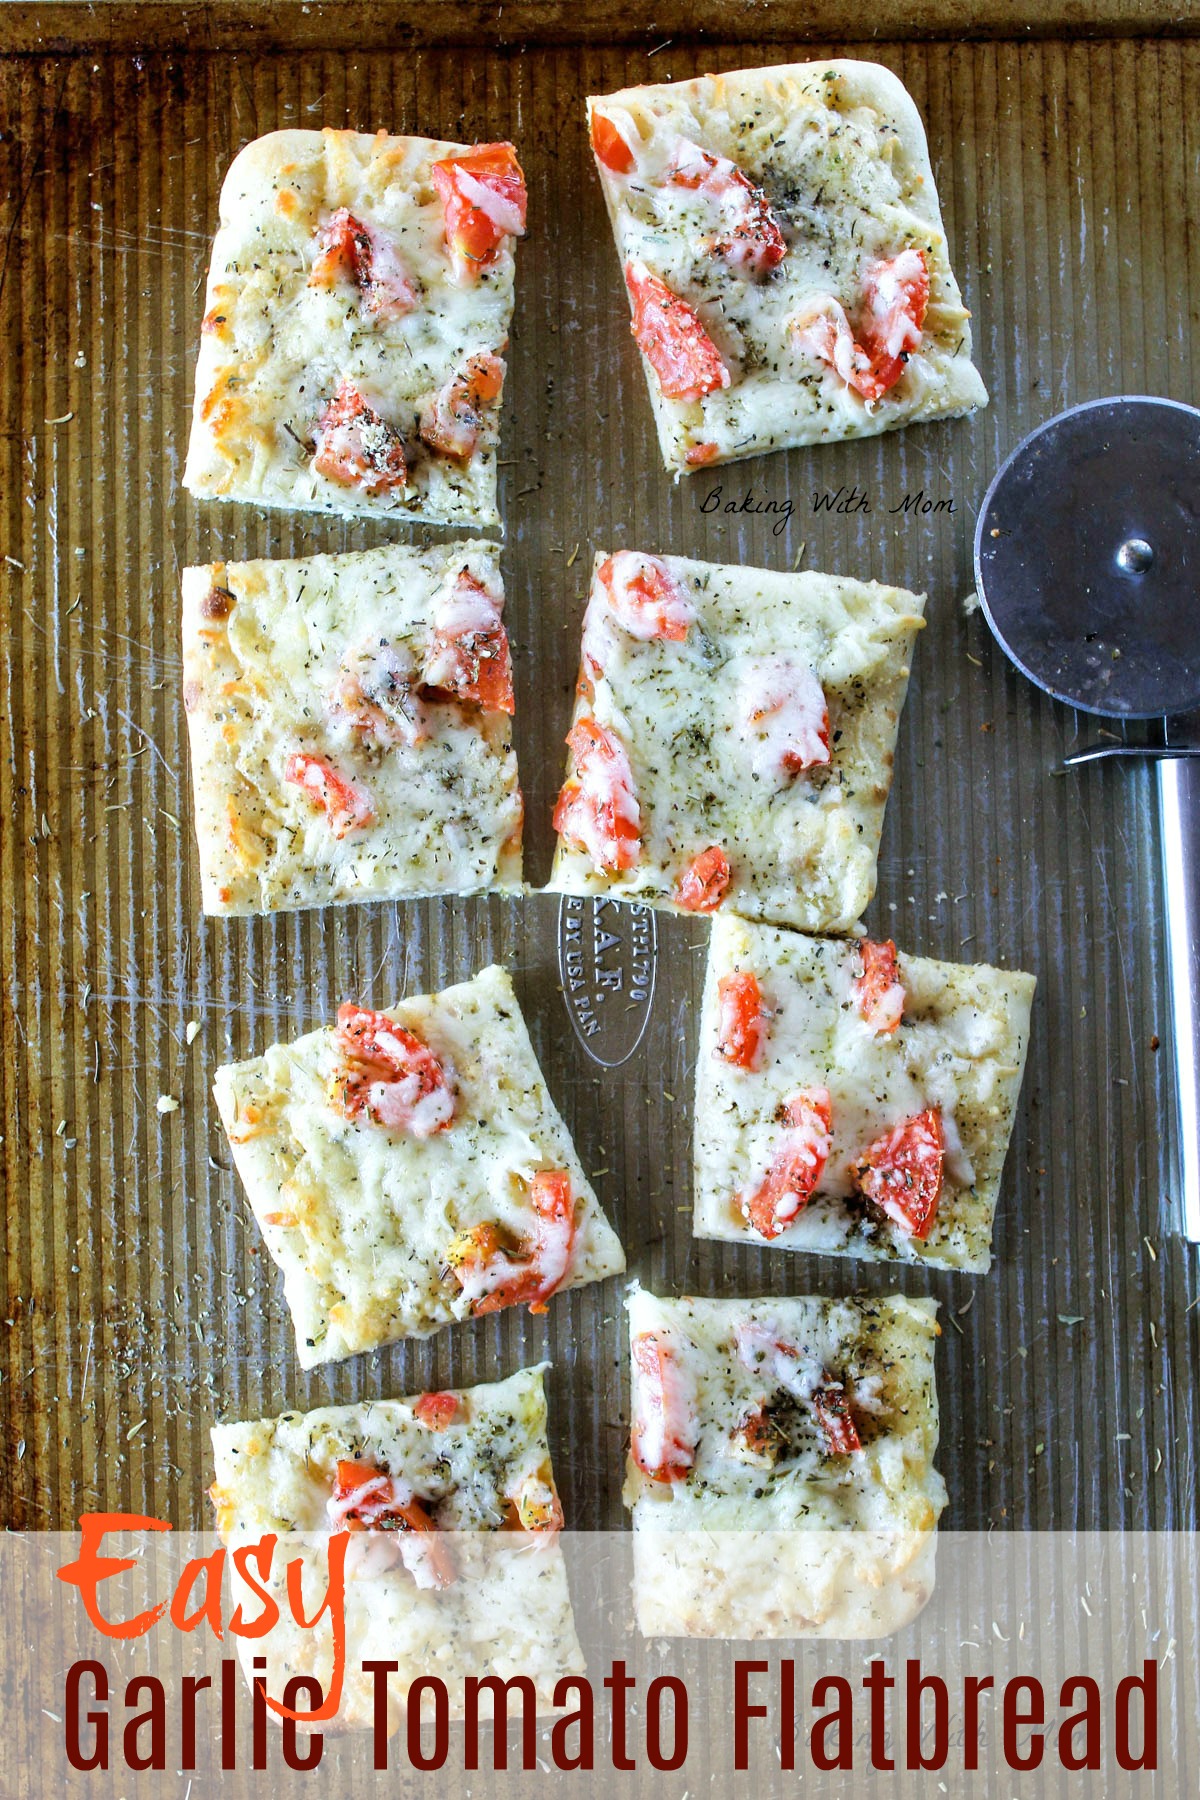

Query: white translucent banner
left=4, top=1531, right=1192, bottom=1794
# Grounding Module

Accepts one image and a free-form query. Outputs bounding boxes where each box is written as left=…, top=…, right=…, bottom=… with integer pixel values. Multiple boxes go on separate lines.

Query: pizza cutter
left=974, top=395, right=1200, bottom=1240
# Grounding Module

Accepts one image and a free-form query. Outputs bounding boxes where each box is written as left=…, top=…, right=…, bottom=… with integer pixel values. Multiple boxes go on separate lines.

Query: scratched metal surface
left=0, top=27, right=1197, bottom=1560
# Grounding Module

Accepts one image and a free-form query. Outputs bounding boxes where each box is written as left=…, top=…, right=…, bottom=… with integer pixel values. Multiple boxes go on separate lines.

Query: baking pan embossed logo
left=557, top=896, right=657, bottom=1066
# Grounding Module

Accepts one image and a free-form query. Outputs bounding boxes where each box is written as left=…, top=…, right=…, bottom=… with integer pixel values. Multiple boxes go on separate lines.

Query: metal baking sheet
left=1, top=12, right=1197, bottom=1567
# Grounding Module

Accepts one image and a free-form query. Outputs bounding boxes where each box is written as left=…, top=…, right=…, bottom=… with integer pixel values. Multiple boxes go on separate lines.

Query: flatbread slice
left=547, top=551, right=924, bottom=934
left=624, top=1287, right=946, bottom=1637
left=185, top=128, right=525, bottom=529
left=588, top=59, right=987, bottom=473
left=694, top=915, right=1036, bottom=1272
left=213, top=964, right=626, bottom=1367
left=182, top=540, right=523, bottom=916
left=210, top=1364, right=583, bottom=1730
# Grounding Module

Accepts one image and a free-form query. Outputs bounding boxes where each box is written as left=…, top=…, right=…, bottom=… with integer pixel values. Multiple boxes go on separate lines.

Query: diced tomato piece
left=728, top=1403, right=781, bottom=1466
left=529, top=1167, right=572, bottom=1215
left=597, top=551, right=695, bottom=642
left=310, top=208, right=417, bottom=316
left=328, top=1459, right=454, bottom=1587
left=508, top=1468, right=565, bottom=1534
left=668, top=138, right=787, bottom=278
left=714, top=189, right=786, bottom=275
left=715, top=970, right=765, bottom=1070
left=741, top=1087, right=833, bottom=1240
left=631, top=1330, right=699, bottom=1483
left=423, top=569, right=514, bottom=714
left=418, top=351, right=505, bottom=462
left=330, top=1460, right=402, bottom=1529
left=674, top=844, right=730, bottom=913
left=812, top=1383, right=862, bottom=1455
left=684, top=440, right=721, bottom=467
left=310, top=208, right=362, bottom=283
left=312, top=377, right=407, bottom=493
left=625, top=260, right=731, bottom=402
left=855, top=939, right=904, bottom=1035
left=857, top=248, right=930, bottom=395
left=735, top=1405, right=773, bottom=1456
left=335, top=1004, right=455, bottom=1136
left=447, top=1169, right=575, bottom=1317
left=793, top=247, right=929, bottom=402
left=851, top=1107, right=944, bottom=1239
left=284, top=751, right=374, bottom=837
left=669, top=143, right=724, bottom=190
left=432, top=142, right=527, bottom=281
left=590, top=110, right=635, bottom=174
left=414, top=1392, right=459, bottom=1431
left=553, top=716, right=641, bottom=873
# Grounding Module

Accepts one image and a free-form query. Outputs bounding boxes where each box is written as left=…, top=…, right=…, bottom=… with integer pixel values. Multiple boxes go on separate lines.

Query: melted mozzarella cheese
left=368, top=1061, right=458, bottom=1137
left=333, top=638, right=428, bottom=749
left=736, top=653, right=830, bottom=780
left=361, top=225, right=416, bottom=311
left=431, top=571, right=503, bottom=639
left=733, top=1319, right=823, bottom=1402
left=579, top=595, right=619, bottom=679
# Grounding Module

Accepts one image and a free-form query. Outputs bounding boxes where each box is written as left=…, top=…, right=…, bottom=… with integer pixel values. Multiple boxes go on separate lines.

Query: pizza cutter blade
left=974, top=395, right=1200, bottom=1240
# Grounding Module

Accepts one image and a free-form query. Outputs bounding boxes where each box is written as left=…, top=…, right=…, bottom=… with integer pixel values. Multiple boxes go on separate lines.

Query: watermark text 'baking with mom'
left=700, top=483, right=957, bottom=534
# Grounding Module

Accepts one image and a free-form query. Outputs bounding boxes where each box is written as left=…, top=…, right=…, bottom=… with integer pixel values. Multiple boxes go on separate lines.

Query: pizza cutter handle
left=1158, top=751, right=1200, bottom=1240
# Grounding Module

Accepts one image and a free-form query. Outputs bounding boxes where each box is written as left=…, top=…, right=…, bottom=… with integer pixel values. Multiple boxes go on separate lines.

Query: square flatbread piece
left=210, top=1365, right=583, bottom=1729
left=694, top=916, right=1036, bottom=1273
left=588, top=59, right=987, bottom=473
left=213, top=964, right=626, bottom=1367
left=185, top=128, right=526, bottom=529
left=548, top=551, right=923, bottom=933
left=182, top=540, right=523, bottom=916
left=624, top=1287, right=946, bottom=1637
